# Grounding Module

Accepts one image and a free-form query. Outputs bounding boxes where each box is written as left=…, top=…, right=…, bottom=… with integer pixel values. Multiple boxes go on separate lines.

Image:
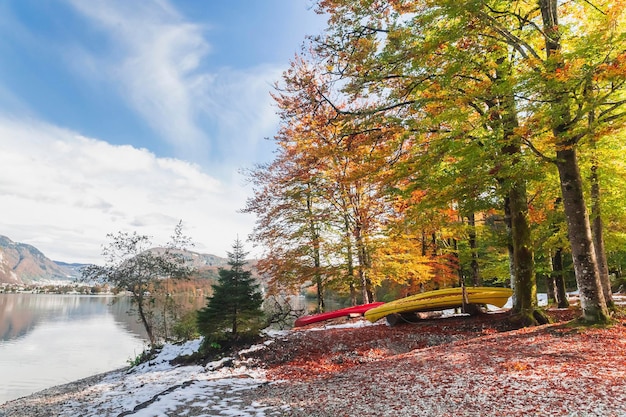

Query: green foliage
left=197, top=238, right=264, bottom=348
left=238, top=1, right=626, bottom=318
left=306, top=0, right=626, bottom=321
left=127, top=345, right=161, bottom=368
left=171, top=309, right=200, bottom=342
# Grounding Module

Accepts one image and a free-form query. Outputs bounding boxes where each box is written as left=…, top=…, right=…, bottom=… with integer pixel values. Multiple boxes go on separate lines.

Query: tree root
left=508, top=308, right=551, bottom=327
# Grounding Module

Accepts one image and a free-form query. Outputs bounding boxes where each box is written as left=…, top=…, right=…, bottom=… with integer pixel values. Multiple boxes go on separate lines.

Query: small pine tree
left=197, top=238, right=264, bottom=348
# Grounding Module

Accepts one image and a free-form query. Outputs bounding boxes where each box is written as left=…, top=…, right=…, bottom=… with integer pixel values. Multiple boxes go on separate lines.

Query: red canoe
left=294, top=302, right=385, bottom=327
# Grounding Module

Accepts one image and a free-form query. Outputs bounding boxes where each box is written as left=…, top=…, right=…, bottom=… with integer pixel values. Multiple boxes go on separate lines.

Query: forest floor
left=1, top=298, right=625, bottom=417
left=243, top=305, right=626, bottom=416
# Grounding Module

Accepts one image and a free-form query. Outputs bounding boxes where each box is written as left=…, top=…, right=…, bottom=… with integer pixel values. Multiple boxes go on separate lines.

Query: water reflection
left=0, top=294, right=147, bottom=342
left=0, top=294, right=149, bottom=405
left=0, top=293, right=347, bottom=405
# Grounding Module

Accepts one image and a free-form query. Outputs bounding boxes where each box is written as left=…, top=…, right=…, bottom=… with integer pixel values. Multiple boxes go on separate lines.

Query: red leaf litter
left=242, top=307, right=626, bottom=417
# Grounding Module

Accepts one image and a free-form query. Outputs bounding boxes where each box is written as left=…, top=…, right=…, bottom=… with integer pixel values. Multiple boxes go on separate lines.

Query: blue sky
left=0, top=0, right=326, bottom=263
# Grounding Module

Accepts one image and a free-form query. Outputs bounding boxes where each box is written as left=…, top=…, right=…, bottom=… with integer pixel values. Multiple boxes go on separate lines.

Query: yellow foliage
left=370, top=233, right=433, bottom=288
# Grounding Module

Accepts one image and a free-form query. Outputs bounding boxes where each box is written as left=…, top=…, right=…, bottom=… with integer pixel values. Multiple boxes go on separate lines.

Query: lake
left=0, top=293, right=149, bottom=405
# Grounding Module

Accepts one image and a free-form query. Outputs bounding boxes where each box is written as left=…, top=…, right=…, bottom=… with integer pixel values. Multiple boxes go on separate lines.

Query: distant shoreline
left=0, top=282, right=115, bottom=296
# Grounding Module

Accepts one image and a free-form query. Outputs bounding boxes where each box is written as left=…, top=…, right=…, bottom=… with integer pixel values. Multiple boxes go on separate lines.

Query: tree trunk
left=306, top=187, right=324, bottom=312
left=162, top=299, right=168, bottom=341
left=509, top=179, right=538, bottom=319
left=539, top=0, right=609, bottom=323
left=504, top=197, right=516, bottom=306
left=486, top=54, right=538, bottom=322
left=315, top=271, right=324, bottom=312
left=135, top=295, right=155, bottom=347
left=344, top=215, right=357, bottom=306
left=496, top=76, right=538, bottom=322
left=451, top=237, right=463, bottom=286
left=349, top=283, right=357, bottom=306
left=467, top=213, right=481, bottom=286
left=355, top=225, right=371, bottom=304
left=590, top=160, right=614, bottom=308
left=546, top=251, right=557, bottom=305
left=555, top=148, right=608, bottom=321
left=551, top=248, right=570, bottom=308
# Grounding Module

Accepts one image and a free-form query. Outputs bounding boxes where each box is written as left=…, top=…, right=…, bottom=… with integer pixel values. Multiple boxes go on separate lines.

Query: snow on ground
left=299, top=318, right=379, bottom=331
left=54, top=321, right=372, bottom=417
left=59, top=339, right=274, bottom=417
left=55, top=322, right=384, bottom=416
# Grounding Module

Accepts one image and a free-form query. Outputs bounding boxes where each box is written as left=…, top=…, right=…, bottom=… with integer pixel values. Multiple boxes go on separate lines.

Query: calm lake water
left=0, top=293, right=149, bottom=405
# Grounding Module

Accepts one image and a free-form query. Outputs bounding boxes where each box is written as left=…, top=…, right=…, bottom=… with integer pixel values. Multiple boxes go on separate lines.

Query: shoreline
left=0, top=367, right=127, bottom=417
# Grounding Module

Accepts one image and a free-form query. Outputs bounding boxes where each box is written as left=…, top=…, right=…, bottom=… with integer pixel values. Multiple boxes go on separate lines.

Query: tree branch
left=522, top=137, right=557, bottom=164
left=476, top=11, right=543, bottom=62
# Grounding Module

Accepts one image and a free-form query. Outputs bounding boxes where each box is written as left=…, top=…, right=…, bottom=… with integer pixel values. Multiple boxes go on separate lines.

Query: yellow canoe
left=364, top=287, right=513, bottom=323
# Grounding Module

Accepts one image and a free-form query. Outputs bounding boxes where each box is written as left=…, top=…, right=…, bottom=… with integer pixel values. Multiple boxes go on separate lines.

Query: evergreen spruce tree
left=197, top=238, right=264, bottom=348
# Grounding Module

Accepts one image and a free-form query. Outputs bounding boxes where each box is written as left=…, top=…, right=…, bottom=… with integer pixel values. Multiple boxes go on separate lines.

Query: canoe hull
left=294, top=302, right=385, bottom=327
left=364, top=287, right=513, bottom=323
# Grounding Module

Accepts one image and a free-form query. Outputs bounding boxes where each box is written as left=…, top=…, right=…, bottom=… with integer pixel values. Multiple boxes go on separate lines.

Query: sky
left=0, top=0, right=326, bottom=264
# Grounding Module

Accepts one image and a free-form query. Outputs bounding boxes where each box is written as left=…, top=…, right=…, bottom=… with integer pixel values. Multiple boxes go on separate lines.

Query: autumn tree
left=310, top=0, right=544, bottom=322
left=311, top=115, right=398, bottom=304
left=586, top=130, right=626, bottom=291
left=256, top=3, right=506, bottom=307
left=311, top=0, right=626, bottom=323
left=244, top=136, right=330, bottom=311
left=246, top=58, right=406, bottom=307
left=466, top=0, right=625, bottom=322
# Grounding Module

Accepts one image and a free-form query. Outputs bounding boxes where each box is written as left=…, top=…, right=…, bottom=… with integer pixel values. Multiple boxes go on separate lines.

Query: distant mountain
left=0, top=235, right=83, bottom=284
left=53, top=261, right=90, bottom=279
left=0, top=235, right=253, bottom=286
left=144, top=248, right=248, bottom=281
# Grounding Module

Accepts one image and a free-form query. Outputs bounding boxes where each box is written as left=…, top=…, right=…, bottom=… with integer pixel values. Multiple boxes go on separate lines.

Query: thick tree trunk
left=487, top=55, right=538, bottom=322
left=590, top=162, right=614, bottom=307
left=555, top=148, right=608, bottom=322
left=540, top=0, right=609, bottom=323
left=509, top=179, right=538, bottom=319
left=504, top=197, right=516, bottom=306
left=496, top=78, right=538, bottom=321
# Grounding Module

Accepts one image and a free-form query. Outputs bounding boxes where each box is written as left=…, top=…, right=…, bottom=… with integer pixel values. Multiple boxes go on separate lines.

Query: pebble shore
left=0, top=369, right=123, bottom=417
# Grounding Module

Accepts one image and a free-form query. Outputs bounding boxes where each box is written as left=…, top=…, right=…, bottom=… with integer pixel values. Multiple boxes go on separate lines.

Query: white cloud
left=63, top=0, right=283, bottom=169
left=65, top=0, right=211, bottom=150
left=196, top=65, right=282, bottom=165
left=0, top=0, right=329, bottom=264
left=0, top=116, right=255, bottom=263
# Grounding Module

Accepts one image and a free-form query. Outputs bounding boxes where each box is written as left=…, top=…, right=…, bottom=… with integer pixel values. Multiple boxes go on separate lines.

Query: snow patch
left=301, top=318, right=380, bottom=331
left=59, top=337, right=272, bottom=417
